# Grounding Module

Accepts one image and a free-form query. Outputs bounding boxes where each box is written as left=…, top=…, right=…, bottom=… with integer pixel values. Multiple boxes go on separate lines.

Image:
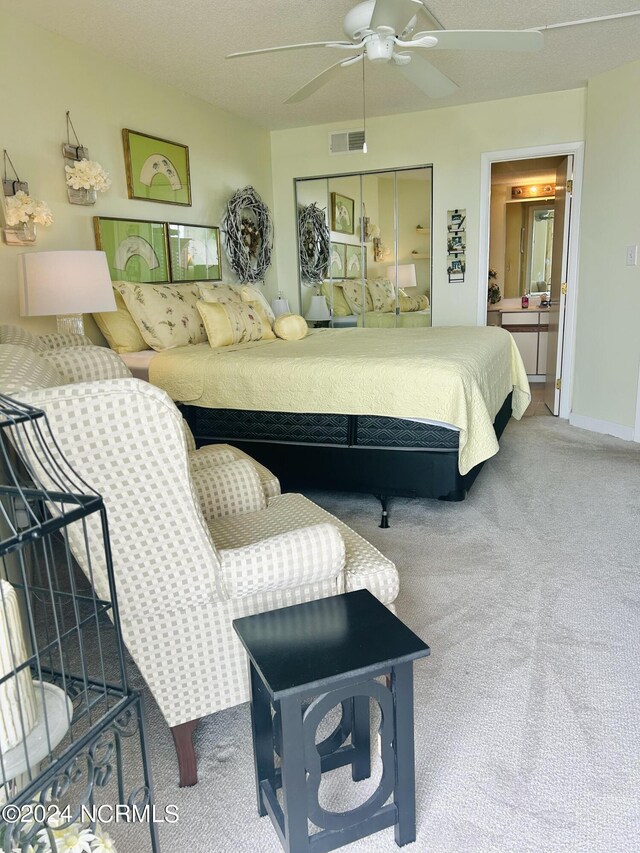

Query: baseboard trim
left=569, top=413, right=635, bottom=442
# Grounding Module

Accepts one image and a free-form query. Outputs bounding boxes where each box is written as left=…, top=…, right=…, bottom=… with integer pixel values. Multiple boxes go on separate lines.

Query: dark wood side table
left=233, top=589, right=430, bottom=852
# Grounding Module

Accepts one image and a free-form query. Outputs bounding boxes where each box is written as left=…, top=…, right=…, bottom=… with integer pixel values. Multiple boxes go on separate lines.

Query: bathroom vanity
left=487, top=297, right=550, bottom=379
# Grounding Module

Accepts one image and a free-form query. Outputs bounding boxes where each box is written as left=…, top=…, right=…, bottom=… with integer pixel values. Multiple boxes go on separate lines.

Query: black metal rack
left=0, top=394, right=159, bottom=853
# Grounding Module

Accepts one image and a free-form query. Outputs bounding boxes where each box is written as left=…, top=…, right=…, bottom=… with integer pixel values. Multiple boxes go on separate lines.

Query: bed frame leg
left=377, top=495, right=391, bottom=529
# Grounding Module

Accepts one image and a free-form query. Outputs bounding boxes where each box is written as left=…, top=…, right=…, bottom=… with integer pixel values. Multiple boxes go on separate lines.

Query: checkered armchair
left=0, top=327, right=399, bottom=787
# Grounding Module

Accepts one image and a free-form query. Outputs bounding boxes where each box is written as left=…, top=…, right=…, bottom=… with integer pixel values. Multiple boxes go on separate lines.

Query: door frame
left=478, top=141, right=585, bottom=420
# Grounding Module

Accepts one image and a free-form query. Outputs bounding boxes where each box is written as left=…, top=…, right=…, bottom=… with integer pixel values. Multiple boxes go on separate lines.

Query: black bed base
left=181, top=393, right=512, bottom=527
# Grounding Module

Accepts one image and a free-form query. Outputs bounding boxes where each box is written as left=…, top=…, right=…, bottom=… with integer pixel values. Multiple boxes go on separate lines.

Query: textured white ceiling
left=4, top=0, right=640, bottom=129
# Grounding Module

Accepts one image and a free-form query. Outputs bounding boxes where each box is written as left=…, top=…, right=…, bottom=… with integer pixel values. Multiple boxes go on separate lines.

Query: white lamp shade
left=386, top=263, right=417, bottom=289
left=18, top=251, right=116, bottom=317
left=305, top=295, right=331, bottom=321
left=271, top=297, right=291, bottom=318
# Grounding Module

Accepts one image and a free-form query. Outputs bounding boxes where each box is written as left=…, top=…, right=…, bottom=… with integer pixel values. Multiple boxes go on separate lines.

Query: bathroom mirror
left=527, top=206, right=554, bottom=294
left=295, top=165, right=432, bottom=329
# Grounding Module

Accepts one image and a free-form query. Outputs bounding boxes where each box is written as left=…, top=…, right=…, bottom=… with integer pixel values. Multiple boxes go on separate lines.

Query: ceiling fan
left=227, top=1, right=640, bottom=104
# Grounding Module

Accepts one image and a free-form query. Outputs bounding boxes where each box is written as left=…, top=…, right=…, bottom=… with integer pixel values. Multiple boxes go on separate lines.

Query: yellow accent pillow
left=341, top=281, right=373, bottom=315
left=197, top=301, right=273, bottom=348
left=198, top=282, right=243, bottom=305
left=115, top=282, right=206, bottom=351
left=273, top=313, right=308, bottom=341
left=399, top=294, right=420, bottom=312
left=238, top=284, right=276, bottom=324
left=245, top=301, right=276, bottom=340
left=417, top=294, right=430, bottom=310
left=320, top=282, right=352, bottom=317
left=93, top=285, right=147, bottom=353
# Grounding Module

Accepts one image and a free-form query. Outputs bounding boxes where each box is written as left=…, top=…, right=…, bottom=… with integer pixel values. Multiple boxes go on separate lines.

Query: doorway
left=479, top=143, right=584, bottom=419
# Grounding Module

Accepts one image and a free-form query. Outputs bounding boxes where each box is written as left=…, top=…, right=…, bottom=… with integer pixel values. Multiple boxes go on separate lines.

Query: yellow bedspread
left=150, top=326, right=530, bottom=475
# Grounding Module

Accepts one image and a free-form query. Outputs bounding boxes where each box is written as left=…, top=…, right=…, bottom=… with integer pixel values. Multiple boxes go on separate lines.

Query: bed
left=332, top=310, right=431, bottom=328
left=127, top=326, right=530, bottom=525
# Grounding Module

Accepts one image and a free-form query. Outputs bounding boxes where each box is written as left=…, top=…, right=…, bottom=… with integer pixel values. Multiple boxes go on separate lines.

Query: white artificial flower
left=54, top=826, right=95, bottom=853
left=90, top=827, right=117, bottom=853
left=32, top=199, right=54, bottom=226
left=5, top=190, right=53, bottom=227
left=65, top=159, right=111, bottom=193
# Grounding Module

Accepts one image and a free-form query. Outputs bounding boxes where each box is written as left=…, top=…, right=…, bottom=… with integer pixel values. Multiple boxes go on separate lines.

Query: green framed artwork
left=330, top=192, right=355, bottom=235
left=123, top=129, right=191, bottom=206
left=94, top=216, right=169, bottom=283
left=329, top=242, right=347, bottom=278
left=345, top=244, right=366, bottom=279
left=167, top=223, right=222, bottom=282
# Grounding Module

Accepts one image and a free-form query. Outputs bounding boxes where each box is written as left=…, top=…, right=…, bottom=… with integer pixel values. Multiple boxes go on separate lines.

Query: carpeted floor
left=126, top=416, right=640, bottom=852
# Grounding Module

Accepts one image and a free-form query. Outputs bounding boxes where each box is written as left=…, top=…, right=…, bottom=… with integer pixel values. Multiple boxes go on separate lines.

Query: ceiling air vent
left=329, top=129, right=366, bottom=155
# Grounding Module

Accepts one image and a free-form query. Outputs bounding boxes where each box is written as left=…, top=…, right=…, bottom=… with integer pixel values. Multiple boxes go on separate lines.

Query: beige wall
left=0, top=9, right=273, bottom=341
left=270, top=88, right=586, bottom=324
left=572, top=60, right=640, bottom=431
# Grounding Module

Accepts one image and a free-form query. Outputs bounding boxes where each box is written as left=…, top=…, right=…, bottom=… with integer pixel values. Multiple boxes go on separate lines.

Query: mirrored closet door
left=295, top=165, right=432, bottom=329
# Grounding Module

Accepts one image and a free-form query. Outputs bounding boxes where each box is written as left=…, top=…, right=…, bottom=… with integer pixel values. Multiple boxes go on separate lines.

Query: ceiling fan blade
left=285, top=57, right=360, bottom=104
left=412, top=29, right=544, bottom=52
left=525, top=10, right=640, bottom=32
left=396, top=54, right=459, bottom=98
left=370, top=0, right=421, bottom=35
left=227, top=41, right=357, bottom=59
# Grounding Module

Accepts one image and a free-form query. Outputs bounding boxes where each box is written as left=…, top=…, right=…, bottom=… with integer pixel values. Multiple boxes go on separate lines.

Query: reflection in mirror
left=527, top=207, right=554, bottom=294
left=297, top=178, right=329, bottom=321
left=295, top=166, right=432, bottom=330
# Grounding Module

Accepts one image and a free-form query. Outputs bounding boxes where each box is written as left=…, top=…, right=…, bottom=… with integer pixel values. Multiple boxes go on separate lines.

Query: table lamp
left=271, top=296, right=291, bottom=317
left=386, top=263, right=417, bottom=289
left=18, top=250, right=116, bottom=335
left=304, top=294, right=331, bottom=323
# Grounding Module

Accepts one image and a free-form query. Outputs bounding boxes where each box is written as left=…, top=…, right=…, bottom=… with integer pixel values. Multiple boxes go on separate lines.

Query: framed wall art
left=330, top=192, right=355, bottom=235
left=167, top=223, right=222, bottom=281
left=122, top=129, right=191, bottom=206
left=329, top=242, right=347, bottom=278
left=94, top=216, right=169, bottom=282
left=345, top=244, right=366, bottom=279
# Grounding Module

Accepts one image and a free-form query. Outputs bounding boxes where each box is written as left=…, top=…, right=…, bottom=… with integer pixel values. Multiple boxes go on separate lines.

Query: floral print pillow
left=115, top=282, right=206, bottom=351
left=198, top=282, right=243, bottom=305
left=197, top=301, right=272, bottom=348
left=341, top=281, right=373, bottom=315
left=366, top=278, right=396, bottom=313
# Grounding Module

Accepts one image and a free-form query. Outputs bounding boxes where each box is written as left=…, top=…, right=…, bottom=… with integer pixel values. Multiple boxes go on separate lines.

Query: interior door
left=544, top=156, right=573, bottom=415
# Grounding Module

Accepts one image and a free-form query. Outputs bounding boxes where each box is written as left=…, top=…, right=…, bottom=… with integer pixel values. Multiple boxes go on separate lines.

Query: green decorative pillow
left=367, top=278, right=396, bottom=313
left=116, top=282, right=206, bottom=351
left=273, top=313, right=308, bottom=341
left=198, top=282, right=243, bottom=305
left=93, top=284, right=148, bottom=353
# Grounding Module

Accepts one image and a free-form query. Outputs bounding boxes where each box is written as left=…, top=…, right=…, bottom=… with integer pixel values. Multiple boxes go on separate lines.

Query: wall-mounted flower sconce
left=63, top=111, right=111, bottom=205
left=2, top=150, right=53, bottom=246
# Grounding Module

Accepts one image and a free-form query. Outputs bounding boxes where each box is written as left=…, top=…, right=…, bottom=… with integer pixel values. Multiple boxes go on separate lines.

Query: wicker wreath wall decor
left=298, top=203, right=330, bottom=285
left=221, top=186, right=273, bottom=282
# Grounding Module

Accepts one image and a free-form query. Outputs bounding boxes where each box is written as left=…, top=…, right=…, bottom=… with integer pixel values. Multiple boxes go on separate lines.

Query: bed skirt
left=181, top=393, right=513, bottom=521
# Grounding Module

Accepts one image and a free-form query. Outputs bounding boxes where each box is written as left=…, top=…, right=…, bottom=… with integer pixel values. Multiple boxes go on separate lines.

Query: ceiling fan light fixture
left=365, top=34, right=396, bottom=62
